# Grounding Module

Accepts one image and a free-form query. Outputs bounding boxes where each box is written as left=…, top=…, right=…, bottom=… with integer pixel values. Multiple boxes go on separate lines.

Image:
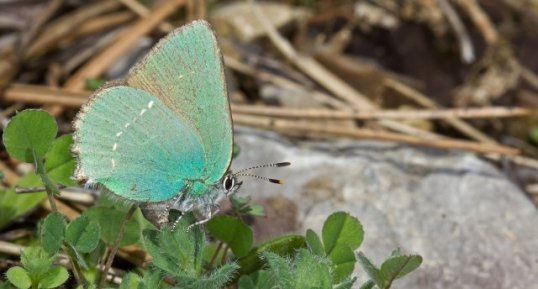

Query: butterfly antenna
left=234, top=162, right=290, bottom=174
left=235, top=173, right=284, bottom=184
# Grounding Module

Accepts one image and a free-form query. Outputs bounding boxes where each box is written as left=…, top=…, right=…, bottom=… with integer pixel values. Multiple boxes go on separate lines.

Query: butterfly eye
left=223, top=175, right=235, bottom=191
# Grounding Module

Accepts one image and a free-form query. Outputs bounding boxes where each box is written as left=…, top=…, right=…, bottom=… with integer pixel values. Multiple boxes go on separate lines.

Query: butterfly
left=72, top=20, right=289, bottom=229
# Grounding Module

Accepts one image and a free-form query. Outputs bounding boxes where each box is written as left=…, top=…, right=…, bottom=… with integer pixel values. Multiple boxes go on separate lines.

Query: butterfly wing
left=73, top=86, right=206, bottom=202
left=125, top=20, right=232, bottom=185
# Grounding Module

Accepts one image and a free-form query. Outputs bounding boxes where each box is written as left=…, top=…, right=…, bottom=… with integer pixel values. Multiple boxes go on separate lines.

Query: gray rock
left=231, top=127, right=538, bottom=289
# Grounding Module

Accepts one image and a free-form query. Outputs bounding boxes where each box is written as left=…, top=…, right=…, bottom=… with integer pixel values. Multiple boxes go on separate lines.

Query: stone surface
left=231, top=127, right=538, bottom=289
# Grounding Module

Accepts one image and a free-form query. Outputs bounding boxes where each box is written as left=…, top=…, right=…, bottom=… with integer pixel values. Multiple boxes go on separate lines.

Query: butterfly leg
left=187, top=206, right=220, bottom=230
left=171, top=203, right=194, bottom=230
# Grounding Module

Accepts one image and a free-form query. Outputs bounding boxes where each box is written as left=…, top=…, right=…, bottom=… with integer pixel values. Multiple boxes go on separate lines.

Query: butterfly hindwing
left=74, top=86, right=206, bottom=202
left=125, top=20, right=233, bottom=184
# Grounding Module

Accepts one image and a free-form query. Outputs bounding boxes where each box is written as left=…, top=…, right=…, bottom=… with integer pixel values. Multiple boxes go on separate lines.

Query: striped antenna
left=234, top=162, right=290, bottom=175
left=235, top=173, right=283, bottom=184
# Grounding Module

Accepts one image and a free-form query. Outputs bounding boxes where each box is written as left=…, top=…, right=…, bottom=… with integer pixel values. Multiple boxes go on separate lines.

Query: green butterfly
left=73, top=20, right=288, bottom=228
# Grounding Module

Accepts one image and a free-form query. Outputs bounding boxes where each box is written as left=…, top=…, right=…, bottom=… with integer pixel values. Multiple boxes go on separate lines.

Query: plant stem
left=220, top=244, right=229, bottom=265
left=33, top=152, right=58, bottom=212
left=65, top=244, right=86, bottom=285
left=97, top=205, right=137, bottom=289
left=210, top=241, right=224, bottom=267
left=16, top=184, right=66, bottom=194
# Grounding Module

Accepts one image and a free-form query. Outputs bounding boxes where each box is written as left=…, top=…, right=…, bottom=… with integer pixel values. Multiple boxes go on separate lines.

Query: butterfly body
left=73, top=20, right=239, bottom=228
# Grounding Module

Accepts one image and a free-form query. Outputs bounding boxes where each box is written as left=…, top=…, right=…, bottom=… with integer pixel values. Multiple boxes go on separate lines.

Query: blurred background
left=0, top=0, right=537, bottom=288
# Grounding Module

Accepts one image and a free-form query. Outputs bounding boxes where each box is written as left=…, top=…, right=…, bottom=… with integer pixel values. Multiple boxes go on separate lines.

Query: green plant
left=1, top=109, right=422, bottom=289
left=6, top=246, right=69, bottom=289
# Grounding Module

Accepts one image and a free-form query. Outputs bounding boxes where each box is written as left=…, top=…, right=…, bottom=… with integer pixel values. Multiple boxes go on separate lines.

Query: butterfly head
left=222, top=162, right=291, bottom=195
left=220, top=173, right=243, bottom=197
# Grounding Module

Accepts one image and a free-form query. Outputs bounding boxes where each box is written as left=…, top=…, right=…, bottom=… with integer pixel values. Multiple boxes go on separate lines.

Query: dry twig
left=384, top=78, right=497, bottom=144
left=452, top=0, right=498, bottom=45
left=233, top=114, right=519, bottom=155
left=25, top=1, right=121, bottom=58
left=437, top=0, right=474, bottom=63
left=232, top=104, right=529, bottom=120
left=248, top=0, right=373, bottom=109
left=63, top=0, right=185, bottom=92
left=116, top=0, right=175, bottom=32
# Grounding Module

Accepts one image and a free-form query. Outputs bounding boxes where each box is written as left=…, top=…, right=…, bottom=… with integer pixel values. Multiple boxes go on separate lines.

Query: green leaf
left=329, top=244, right=356, bottom=283
left=294, top=249, right=332, bottom=289
left=65, top=215, right=100, bottom=253
left=305, top=229, right=324, bottom=256
left=39, top=266, right=69, bottom=288
left=85, top=77, right=106, bottom=91
left=335, top=277, right=358, bottom=289
left=530, top=126, right=538, bottom=145
left=20, top=246, right=53, bottom=282
left=357, top=252, right=383, bottom=288
left=238, top=271, right=276, bottom=289
left=232, top=142, right=240, bottom=159
left=118, top=272, right=140, bottom=289
left=229, top=195, right=265, bottom=217
left=262, top=252, right=292, bottom=288
left=142, top=214, right=204, bottom=277
left=207, top=216, right=253, bottom=257
left=3, top=109, right=57, bottom=163
left=358, top=280, right=376, bottom=289
left=322, top=212, right=363, bottom=255
left=0, top=280, right=12, bottom=289
left=65, top=242, right=88, bottom=270
left=176, top=262, right=239, bottom=289
left=85, top=207, right=141, bottom=247
left=40, top=212, right=66, bottom=255
left=379, top=254, right=422, bottom=288
left=0, top=173, right=46, bottom=230
left=138, top=267, right=165, bottom=289
left=237, top=235, right=306, bottom=277
left=45, top=134, right=77, bottom=186
left=6, top=266, right=31, bottom=289
left=230, top=195, right=250, bottom=209
left=248, top=204, right=265, bottom=217
left=202, top=243, right=227, bottom=266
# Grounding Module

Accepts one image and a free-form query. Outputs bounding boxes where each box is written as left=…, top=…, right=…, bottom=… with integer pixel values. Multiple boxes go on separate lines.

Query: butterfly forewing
left=125, top=20, right=233, bottom=184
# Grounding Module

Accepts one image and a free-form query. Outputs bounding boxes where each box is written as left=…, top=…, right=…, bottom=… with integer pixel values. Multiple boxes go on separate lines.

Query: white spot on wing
left=111, top=158, right=116, bottom=168
left=124, top=122, right=130, bottom=128
left=139, top=108, right=147, bottom=116
left=116, top=131, right=123, bottom=137
left=112, top=143, right=117, bottom=151
left=148, top=101, right=154, bottom=109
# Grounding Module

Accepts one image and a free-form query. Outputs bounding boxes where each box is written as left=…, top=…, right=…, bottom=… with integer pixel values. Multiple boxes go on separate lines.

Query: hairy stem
left=33, top=152, right=58, bottom=212
left=98, top=205, right=137, bottom=289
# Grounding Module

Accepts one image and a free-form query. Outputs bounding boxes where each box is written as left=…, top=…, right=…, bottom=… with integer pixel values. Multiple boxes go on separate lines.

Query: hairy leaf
left=6, top=267, right=31, bottom=289
left=305, top=229, right=324, bottom=256
left=380, top=254, right=422, bottom=288
left=262, top=252, right=293, bottom=288
left=65, top=215, right=100, bottom=253
left=238, top=271, right=276, bottom=289
left=357, top=252, right=383, bottom=288
left=39, top=266, right=69, bottom=289
left=237, top=235, right=306, bottom=277
left=142, top=214, right=203, bottom=277
left=41, top=212, right=66, bottom=255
